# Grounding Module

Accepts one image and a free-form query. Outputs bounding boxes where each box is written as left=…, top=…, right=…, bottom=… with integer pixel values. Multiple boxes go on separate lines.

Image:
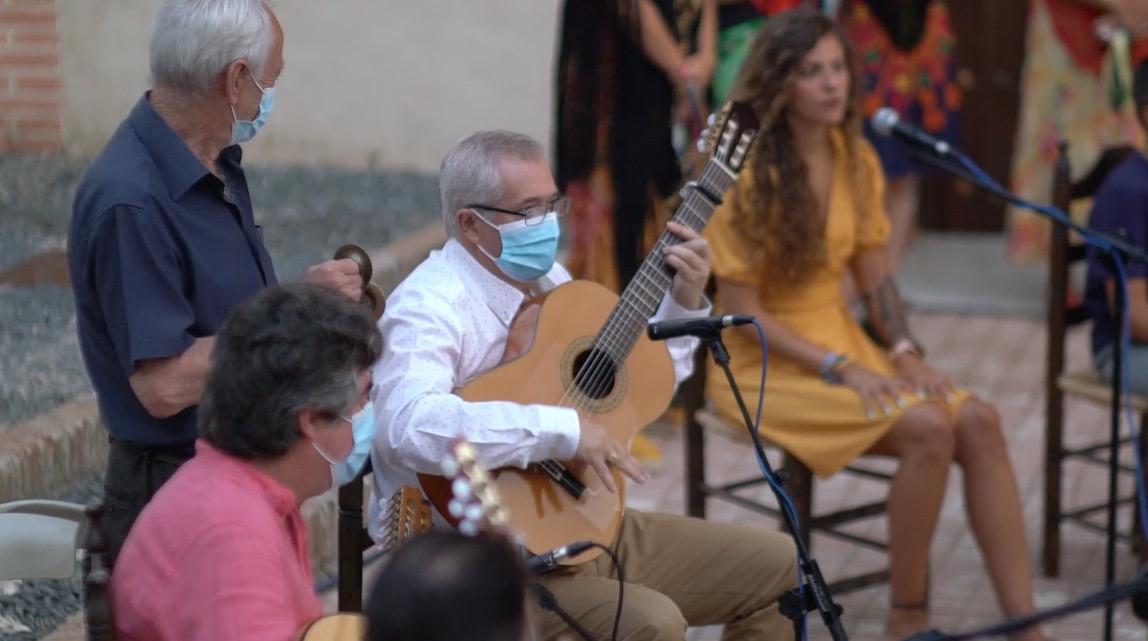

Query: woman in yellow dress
left=705, top=9, right=1044, bottom=640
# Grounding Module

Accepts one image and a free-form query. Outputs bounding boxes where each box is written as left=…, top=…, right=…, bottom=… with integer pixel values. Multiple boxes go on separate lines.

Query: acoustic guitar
left=418, top=102, right=759, bottom=564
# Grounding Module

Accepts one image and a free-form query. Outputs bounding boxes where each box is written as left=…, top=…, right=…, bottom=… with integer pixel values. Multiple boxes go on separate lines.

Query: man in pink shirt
left=110, top=283, right=382, bottom=641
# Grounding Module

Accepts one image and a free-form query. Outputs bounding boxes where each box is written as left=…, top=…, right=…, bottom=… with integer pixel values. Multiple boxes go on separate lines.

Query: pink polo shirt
left=110, top=440, right=323, bottom=641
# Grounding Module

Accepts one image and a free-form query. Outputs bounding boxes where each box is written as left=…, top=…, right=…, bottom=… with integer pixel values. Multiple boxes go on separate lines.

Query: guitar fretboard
left=586, top=160, right=737, bottom=372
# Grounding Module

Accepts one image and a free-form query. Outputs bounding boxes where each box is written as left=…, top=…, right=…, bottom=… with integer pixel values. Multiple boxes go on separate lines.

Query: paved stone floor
left=39, top=312, right=1147, bottom=641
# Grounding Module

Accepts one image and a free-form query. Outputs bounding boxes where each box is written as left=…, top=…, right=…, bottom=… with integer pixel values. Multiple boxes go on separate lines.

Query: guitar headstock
left=380, top=485, right=433, bottom=551
left=439, top=440, right=515, bottom=540
left=697, top=101, right=759, bottom=177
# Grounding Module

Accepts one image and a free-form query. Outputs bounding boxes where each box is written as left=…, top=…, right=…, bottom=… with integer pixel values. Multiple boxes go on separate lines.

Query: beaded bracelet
left=819, top=352, right=849, bottom=384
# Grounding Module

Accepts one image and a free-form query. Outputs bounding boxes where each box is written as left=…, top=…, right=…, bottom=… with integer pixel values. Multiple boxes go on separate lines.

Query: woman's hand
left=678, top=52, right=716, bottom=88
left=893, top=353, right=956, bottom=402
left=837, top=362, right=912, bottom=420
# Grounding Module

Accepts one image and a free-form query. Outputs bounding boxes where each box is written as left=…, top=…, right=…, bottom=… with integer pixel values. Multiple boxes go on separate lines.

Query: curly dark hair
left=730, top=7, right=872, bottom=287
left=199, top=283, right=382, bottom=460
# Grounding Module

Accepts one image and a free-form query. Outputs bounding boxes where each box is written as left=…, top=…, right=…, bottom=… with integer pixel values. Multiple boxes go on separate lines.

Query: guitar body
left=420, top=279, right=676, bottom=562
left=298, top=613, right=365, bottom=641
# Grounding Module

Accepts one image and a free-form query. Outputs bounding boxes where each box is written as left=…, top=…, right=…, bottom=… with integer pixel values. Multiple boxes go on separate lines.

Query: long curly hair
left=730, top=7, right=869, bottom=287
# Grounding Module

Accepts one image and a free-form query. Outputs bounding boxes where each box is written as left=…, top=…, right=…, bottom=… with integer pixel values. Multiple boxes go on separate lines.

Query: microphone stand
left=911, top=148, right=1148, bottom=641
left=700, top=331, right=849, bottom=641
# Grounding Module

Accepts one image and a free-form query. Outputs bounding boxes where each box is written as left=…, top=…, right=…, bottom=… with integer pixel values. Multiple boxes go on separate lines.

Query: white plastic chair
left=0, top=499, right=87, bottom=580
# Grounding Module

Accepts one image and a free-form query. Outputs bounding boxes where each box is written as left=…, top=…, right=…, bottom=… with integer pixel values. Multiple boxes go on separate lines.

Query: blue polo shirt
left=68, top=94, right=277, bottom=446
left=1085, top=151, right=1148, bottom=355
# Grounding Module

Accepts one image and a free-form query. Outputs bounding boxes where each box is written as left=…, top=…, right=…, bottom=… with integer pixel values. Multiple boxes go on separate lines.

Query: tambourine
left=334, top=244, right=386, bottom=320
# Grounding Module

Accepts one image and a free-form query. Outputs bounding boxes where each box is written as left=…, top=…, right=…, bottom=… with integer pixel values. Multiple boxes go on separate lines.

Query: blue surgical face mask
left=229, top=69, right=276, bottom=145
left=312, top=401, right=375, bottom=488
left=475, top=212, right=560, bottom=282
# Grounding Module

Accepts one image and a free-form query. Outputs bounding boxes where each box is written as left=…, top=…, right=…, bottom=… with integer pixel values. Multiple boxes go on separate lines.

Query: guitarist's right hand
left=575, top=419, right=649, bottom=493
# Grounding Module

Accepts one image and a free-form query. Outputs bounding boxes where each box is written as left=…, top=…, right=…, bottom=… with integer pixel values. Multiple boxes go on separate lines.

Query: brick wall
left=0, top=0, right=60, bottom=153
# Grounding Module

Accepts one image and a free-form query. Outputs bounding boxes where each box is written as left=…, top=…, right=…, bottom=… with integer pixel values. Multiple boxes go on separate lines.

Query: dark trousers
left=101, top=437, right=195, bottom=566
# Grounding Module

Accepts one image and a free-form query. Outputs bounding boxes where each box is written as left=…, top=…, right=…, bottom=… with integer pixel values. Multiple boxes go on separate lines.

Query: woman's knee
left=954, top=398, right=1007, bottom=462
left=894, top=403, right=956, bottom=462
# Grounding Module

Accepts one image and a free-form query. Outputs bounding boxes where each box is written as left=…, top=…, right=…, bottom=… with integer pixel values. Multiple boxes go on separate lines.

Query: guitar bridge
left=537, top=460, right=585, bottom=500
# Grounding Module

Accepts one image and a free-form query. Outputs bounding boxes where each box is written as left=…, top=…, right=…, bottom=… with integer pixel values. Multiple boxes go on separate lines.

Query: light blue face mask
left=476, top=212, right=560, bottom=282
left=229, top=69, right=276, bottom=145
left=312, top=401, right=375, bottom=488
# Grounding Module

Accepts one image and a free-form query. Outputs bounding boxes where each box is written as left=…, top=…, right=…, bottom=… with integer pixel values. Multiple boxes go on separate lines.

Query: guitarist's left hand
left=664, top=221, right=712, bottom=311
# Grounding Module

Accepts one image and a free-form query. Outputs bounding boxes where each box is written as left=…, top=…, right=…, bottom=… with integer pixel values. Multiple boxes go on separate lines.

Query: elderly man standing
left=67, top=0, right=360, bottom=563
left=110, top=283, right=381, bottom=641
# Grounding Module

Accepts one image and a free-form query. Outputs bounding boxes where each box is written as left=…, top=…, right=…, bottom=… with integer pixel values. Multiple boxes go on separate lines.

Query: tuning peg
left=459, top=520, right=479, bottom=537
left=464, top=503, right=485, bottom=523
left=451, top=477, right=473, bottom=500
left=440, top=455, right=460, bottom=478
left=707, top=112, right=716, bottom=126
left=448, top=498, right=466, bottom=519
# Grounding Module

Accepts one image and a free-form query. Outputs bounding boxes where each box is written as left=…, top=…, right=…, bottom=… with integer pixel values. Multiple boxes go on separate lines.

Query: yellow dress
left=704, top=129, right=970, bottom=477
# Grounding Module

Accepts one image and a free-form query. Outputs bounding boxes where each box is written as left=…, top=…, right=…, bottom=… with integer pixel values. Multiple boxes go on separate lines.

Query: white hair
left=439, top=130, right=544, bottom=237
left=149, top=0, right=275, bottom=96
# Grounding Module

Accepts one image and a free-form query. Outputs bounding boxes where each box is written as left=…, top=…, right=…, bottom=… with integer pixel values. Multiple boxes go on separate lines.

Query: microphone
left=526, top=540, right=595, bottom=574
left=870, top=107, right=951, bottom=157
left=646, top=314, right=754, bottom=341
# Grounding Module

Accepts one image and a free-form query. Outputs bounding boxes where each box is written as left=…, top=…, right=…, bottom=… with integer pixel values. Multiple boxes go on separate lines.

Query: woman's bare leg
left=953, top=398, right=1044, bottom=641
left=865, top=402, right=955, bottom=640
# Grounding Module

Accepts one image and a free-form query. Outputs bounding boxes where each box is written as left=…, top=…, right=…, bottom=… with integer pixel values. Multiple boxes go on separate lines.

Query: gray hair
left=199, top=284, right=382, bottom=460
left=149, top=0, right=275, bottom=96
left=439, top=130, right=545, bottom=237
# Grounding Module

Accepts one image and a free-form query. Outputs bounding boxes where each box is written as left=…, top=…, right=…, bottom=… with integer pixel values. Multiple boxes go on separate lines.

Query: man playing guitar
left=369, top=130, right=797, bottom=640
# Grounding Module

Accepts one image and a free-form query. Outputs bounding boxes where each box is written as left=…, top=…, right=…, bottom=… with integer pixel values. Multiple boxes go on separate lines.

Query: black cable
left=535, top=583, right=599, bottom=641
left=590, top=542, right=624, bottom=641
left=902, top=572, right=1148, bottom=641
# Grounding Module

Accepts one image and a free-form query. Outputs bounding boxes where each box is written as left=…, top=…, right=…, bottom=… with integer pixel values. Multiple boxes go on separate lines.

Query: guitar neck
left=596, top=160, right=737, bottom=356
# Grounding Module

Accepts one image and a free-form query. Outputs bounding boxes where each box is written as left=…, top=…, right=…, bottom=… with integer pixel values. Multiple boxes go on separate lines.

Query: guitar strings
left=571, top=159, right=730, bottom=406
left=565, top=160, right=727, bottom=409
left=558, top=157, right=730, bottom=412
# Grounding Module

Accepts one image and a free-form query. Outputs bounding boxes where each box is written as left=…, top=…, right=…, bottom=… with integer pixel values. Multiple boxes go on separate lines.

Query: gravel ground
left=0, top=153, right=441, bottom=431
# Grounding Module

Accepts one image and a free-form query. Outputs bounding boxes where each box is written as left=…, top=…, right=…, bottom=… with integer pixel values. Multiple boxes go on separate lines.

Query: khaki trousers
left=536, top=509, right=797, bottom=641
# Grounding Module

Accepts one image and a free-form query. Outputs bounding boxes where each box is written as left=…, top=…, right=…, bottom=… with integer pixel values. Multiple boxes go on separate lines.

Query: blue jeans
left=1094, top=343, right=1148, bottom=398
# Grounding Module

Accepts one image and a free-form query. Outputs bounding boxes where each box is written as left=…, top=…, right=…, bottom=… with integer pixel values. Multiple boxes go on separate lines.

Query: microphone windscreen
left=871, top=108, right=899, bottom=137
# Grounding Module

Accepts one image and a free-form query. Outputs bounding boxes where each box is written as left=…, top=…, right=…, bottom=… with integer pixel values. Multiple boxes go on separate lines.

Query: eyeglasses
left=467, top=195, right=570, bottom=225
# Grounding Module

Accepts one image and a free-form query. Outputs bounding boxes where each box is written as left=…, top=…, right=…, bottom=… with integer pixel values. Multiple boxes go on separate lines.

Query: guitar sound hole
left=572, top=349, right=616, bottom=400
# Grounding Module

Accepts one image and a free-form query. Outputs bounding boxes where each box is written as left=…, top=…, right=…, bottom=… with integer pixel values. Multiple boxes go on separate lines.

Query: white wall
left=56, top=0, right=563, bottom=172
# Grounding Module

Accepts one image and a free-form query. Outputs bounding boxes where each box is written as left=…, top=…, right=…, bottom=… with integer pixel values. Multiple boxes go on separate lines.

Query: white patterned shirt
left=368, top=238, right=708, bottom=539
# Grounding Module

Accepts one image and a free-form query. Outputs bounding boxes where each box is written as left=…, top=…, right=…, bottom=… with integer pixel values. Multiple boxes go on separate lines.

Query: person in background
left=67, top=0, right=361, bottom=563
left=555, top=0, right=717, bottom=294
left=707, top=10, right=1044, bottom=640
left=1008, top=0, right=1148, bottom=263
left=837, top=0, right=962, bottom=271
left=1086, top=60, right=1148, bottom=395
left=712, top=0, right=804, bottom=107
